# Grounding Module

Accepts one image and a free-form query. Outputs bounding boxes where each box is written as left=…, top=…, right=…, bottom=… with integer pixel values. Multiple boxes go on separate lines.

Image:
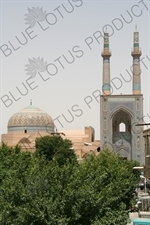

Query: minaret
left=101, top=27, right=111, bottom=95
left=131, top=26, right=142, bottom=95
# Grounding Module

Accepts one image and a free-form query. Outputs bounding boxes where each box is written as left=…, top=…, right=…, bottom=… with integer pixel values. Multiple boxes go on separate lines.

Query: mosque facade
left=100, top=27, right=144, bottom=164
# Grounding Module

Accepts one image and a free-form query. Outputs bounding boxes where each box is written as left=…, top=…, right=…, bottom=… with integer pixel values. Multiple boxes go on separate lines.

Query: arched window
left=119, top=123, right=126, bottom=132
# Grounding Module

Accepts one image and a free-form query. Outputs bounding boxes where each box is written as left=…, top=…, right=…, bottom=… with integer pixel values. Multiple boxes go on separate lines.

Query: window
left=24, top=130, right=27, bottom=133
left=119, top=123, right=126, bottom=132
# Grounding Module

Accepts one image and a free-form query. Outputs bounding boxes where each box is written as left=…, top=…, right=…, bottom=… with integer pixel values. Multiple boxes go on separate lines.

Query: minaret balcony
left=101, top=50, right=111, bottom=57
left=131, top=48, right=142, bottom=57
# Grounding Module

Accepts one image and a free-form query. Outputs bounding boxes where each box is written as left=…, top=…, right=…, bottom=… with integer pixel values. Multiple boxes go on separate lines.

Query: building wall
left=1, top=126, right=100, bottom=159
left=143, top=128, right=150, bottom=167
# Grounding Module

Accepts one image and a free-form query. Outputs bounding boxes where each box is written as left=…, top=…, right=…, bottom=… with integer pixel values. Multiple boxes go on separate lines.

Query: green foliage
left=35, top=135, right=77, bottom=165
left=0, top=144, right=140, bottom=225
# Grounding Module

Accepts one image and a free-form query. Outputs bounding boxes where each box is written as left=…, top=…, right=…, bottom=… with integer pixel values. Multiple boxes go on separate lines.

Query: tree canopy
left=35, top=135, right=77, bottom=166
left=0, top=140, right=140, bottom=225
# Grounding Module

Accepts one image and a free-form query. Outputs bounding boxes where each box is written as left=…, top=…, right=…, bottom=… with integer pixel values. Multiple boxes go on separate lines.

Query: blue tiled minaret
left=101, top=27, right=111, bottom=95
left=131, top=26, right=142, bottom=95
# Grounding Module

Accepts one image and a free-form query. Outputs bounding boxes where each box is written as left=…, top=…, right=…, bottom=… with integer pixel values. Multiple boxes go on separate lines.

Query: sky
left=0, top=0, right=150, bottom=140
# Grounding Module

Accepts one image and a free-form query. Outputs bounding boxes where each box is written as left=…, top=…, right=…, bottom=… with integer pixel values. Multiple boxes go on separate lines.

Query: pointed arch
left=110, top=107, right=132, bottom=145
left=18, top=137, right=31, bottom=144
left=109, top=106, right=133, bottom=120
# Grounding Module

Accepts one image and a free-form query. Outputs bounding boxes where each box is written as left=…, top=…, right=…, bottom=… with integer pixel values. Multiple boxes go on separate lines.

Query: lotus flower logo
left=24, top=7, right=46, bottom=28
left=25, top=57, right=47, bottom=78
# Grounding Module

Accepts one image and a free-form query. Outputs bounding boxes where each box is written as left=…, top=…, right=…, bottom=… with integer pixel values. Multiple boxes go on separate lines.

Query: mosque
left=1, top=27, right=149, bottom=165
left=1, top=100, right=99, bottom=158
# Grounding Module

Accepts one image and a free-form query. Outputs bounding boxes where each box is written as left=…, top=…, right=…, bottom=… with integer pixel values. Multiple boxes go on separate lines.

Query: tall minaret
left=131, top=26, right=142, bottom=95
left=101, top=28, right=111, bottom=95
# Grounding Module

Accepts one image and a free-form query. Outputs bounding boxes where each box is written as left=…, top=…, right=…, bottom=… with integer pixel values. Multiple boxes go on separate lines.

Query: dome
left=8, top=102, right=55, bottom=133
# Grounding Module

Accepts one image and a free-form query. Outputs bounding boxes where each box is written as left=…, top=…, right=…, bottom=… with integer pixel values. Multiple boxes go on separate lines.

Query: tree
left=35, top=135, right=77, bottom=165
left=0, top=144, right=140, bottom=225
left=57, top=149, right=140, bottom=225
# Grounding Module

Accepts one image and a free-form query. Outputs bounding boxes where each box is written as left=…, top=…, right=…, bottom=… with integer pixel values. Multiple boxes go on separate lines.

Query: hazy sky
left=0, top=0, right=150, bottom=140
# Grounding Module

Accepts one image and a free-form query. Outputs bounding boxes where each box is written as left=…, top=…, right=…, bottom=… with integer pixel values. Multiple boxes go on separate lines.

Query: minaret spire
left=101, top=29, right=111, bottom=95
left=135, top=25, right=138, bottom=32
left=131, top=26, right=142, bottom=95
